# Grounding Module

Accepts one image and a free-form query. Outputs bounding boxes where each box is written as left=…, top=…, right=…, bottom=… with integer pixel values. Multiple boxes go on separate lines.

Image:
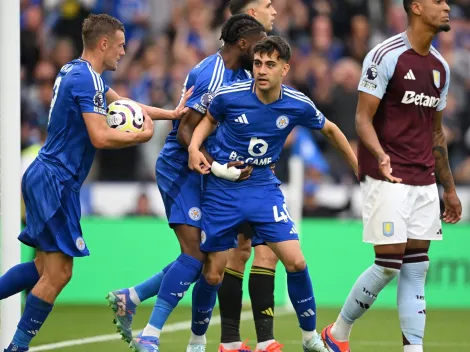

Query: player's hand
left=188, top=146, right=211, bottom=174
left=227, top=161, right=253, bottom=181
left=171, top=86, right=194, bottom=120
left=378, top=154, right=402, bottom=183
left=442, top=190, right=462, bottom=224
left=141, top=110, right=154, bottom=142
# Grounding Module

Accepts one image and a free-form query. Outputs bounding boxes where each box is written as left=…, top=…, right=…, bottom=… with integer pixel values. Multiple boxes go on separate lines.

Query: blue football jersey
left=160, top=52, right=252, bottom=162
left=206, top=79, right=326, bottom=188
left=37, top=58, right=109, bottom=190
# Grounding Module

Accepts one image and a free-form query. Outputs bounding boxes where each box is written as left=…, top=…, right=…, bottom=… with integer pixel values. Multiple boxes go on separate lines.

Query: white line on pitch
left=29, top=309, right=290, bottom=351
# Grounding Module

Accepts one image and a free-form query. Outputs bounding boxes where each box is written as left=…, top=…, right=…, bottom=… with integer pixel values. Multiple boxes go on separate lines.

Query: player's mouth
left=257, top=78, right=269, bottom=84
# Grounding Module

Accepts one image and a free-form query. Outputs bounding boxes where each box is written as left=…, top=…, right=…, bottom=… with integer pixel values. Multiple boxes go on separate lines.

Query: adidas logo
left=262, top=308, right=274, bottom=317
left=170, top=291, right=187, bottom=298
left=300, top=309, right=315, bottom=317
left=235, top=113, right=249, bottom=124
left=289, top=225, right=298, bottom=235
left=193, top=318, right=211, bottom=325
left=404, top=69, right=416, bottom=80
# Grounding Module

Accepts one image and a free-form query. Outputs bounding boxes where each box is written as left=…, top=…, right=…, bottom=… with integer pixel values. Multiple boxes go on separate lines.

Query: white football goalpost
left=0, top=0, right=22, bottom=347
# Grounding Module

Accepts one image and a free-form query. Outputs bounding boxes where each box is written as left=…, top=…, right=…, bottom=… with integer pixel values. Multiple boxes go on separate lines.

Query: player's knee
left=204, top=270, right=224, bottom=286
left=253, top=246, right=278, bottom=270
left=43, top=266, right=72, bottom=291
left=284, top=257, right=306, bottom=273
left=236, top=241, right=252, bottom=264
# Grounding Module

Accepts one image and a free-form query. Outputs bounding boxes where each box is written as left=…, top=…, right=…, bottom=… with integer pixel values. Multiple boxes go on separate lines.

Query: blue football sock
left=287, top=266, right=317, bottom=332
left=12, top=293, right=53, bottom=348
left=134, top=261, right=175, bottom=302
left=0, top=261, right=40, bottom=300
left=148, top=254, right=202, bottom=330
left=191, top=274, right=221, bottom=336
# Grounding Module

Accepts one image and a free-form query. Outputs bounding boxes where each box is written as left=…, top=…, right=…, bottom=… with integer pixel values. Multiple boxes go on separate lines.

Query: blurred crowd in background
left=20, top=0, right=470, bottom=217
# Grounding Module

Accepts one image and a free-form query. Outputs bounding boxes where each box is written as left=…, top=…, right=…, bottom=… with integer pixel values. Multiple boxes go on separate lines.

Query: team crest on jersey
left=75, top=237, right=86, bottom=251
left=276, top=115, right=289, bottom=129
left=201, top=230, right=207, bottom=244
left=433, top=70, right=440, bottom=88
left=188, top=207, right=202, bottom=221
left=382, top=222, right=394, bottom=237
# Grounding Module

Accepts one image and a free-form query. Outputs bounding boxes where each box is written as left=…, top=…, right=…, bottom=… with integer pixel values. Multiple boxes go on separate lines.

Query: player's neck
left=80, top=50, right=105, bottom=74
left=220, top=47, right=242, bottom=70
left=255, top=86, right=281, bottom=104
left=406, top=24, right=435, bottom=56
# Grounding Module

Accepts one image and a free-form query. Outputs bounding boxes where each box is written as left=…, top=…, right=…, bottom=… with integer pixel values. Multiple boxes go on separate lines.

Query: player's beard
left=240, top=55, right=254, bottom=72
left=437, top=23, right=451, bottom=32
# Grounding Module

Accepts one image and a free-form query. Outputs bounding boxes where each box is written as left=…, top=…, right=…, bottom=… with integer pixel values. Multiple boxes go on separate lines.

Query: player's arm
left=188, top=112, right=218, bottom=174
left=320, top=120, right=358, bottom=176
left=83, top=112, right=154, bottom=149
left=177, top=109, right=214, bottom=164
left=433, top=110, right=462, bottom=223
left=105, top=87, right=194, bottom=121
left=356, top=50, right=402, bottom=183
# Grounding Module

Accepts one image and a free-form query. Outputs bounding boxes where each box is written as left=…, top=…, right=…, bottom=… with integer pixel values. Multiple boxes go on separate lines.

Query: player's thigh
left=19, top=162, right=88, bottom=258
left=42, top=250, right=74, bottom=286
left=173, top=224, right=205, bottom=261
left=408, top=184, right=442, bottom=241
left=253, top=244, right=278, bottom=270
left=266, top=240, right=305, bottom=272
left=361, top=176, right=413, bottom=245
left=203, top=250, right=230, bottom=285
left=156, top=157, right=202, bottom=228
left=227, top=233, right=252, bottom=270
left=200, top=187, right=242, bottom=253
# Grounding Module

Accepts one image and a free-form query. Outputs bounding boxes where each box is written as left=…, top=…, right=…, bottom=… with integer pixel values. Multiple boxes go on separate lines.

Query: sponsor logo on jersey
left=401, top=91, right=440, bottom=108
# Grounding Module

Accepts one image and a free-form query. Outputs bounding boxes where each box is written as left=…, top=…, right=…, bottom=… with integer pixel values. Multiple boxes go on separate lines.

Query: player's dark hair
left=82, top=14, right=125, bottom=49
left=229, top=0, right=258, bottom=15
left=220, top=14, right=265, bottom=45
left=403, top=0, right=412, bottom=15
left=253, top=36, right=291, bottom=62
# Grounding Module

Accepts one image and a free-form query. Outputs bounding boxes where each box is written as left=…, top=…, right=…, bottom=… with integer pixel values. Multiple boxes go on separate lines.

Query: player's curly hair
left=229, top=0, right=258, bottom=15
left=82, top=14, right=125, bottom=49
left=220, top=14, right=265, bottom=45
left=253, top=36, right=291, bottom=62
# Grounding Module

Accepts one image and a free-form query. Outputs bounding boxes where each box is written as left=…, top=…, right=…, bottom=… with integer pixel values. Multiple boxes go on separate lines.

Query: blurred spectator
left=126, top=192, right=157, bottom=217
left=19, top=0, right=470, bottom=216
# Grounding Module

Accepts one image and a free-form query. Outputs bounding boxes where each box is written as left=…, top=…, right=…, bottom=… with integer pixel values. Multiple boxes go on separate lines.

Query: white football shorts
left=361, top=176, right=443, bottom=245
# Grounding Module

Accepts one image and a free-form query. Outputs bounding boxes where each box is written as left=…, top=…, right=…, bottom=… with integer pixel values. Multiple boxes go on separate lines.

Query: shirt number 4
left=273, top=203, right=293, bottom=223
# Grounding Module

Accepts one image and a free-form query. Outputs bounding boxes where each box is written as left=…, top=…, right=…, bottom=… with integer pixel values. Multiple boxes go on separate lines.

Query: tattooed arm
left=432, top=111, right=455, bottom=191
left=433, top=111, right=462, bottom=223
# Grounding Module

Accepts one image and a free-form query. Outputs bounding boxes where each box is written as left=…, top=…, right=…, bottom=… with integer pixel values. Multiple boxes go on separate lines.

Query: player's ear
left=411, top=1, right=422, bottom=16
left=100, top=37, right=108, bottom=51
left=282, top=63, right=290, bottom=77
left=238, top=38, right=248, bottom=51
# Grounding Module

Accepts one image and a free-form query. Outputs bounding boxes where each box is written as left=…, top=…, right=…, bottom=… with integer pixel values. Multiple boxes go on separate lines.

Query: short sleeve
left=436, top=61, right=450, bottom=112
left=300, top=99, right=326, bottom=130
left=184, top=69, right=217, bottom=116
left=358, top=49, right=395, bottom=100
left=72, top=71, right=106, bottom=116
left=208, top=91, right=225, bottom=122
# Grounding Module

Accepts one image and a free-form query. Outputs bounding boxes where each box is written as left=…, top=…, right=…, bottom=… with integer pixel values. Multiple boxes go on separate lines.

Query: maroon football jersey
left=358, top=33, right=449, bottom=185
